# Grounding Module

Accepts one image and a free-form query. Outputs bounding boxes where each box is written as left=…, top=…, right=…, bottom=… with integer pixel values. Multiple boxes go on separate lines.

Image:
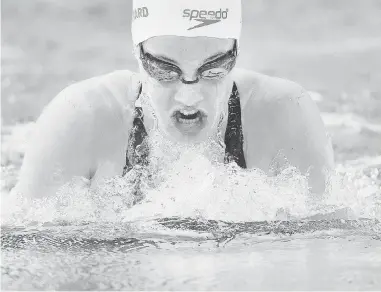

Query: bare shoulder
left=232, top=68, right=305, bottom=107
left=15, top=70, right=140, bottom=198
left=233, top=68, right=329, bottom=147
left=234, top=68, right=326, bottom=134
left=37, top=70, right=142, bottom=144
left=35, top=69, right=142, bottom=168
left=50, top=70, right=139, bottom=118
left=233, top=68, right=320, bottom=132
left=234, top=68, right=334, bottom=193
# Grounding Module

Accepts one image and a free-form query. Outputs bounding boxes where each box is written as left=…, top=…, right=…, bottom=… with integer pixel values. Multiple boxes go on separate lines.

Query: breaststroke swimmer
left=14, top=0, right=334, bottom=199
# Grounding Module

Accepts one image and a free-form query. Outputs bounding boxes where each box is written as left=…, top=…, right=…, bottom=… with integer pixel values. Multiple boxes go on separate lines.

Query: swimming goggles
left=139, top=40, right=237, bottom=84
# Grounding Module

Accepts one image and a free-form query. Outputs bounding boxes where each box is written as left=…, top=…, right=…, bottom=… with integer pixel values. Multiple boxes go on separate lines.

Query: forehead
left=143, top=36, right=235, bottom=63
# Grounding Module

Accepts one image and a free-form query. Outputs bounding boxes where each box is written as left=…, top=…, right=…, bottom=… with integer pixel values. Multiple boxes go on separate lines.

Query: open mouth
left=175, top=109, right=202, bottom=124
left=172, top=109, right=207, bottom=134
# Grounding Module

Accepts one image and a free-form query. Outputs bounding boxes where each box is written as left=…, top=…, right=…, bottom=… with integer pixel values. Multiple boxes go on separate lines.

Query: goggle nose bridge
left=181, top=76, right=200, bottom=85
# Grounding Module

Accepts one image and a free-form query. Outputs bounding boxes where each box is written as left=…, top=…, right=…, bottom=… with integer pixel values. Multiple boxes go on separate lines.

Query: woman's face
left=137, top=36, right=237, bottom=143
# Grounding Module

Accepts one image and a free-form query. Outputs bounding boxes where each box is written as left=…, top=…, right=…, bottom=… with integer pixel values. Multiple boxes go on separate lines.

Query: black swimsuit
left=123, top=82, right=246, bottom=176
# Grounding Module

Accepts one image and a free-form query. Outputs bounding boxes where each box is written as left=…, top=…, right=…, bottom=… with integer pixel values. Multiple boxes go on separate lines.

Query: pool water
left=1, top=0, right=381, bottom=290
left=2, top=220, right=380, bottom=290
left=1, top=120, right=380, bottom=290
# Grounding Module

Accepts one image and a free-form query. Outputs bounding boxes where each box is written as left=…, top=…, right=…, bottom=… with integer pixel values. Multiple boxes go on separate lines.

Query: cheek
left=142, top=80, right=174, bottom=116
left=202, top=81, right=232, bottom=112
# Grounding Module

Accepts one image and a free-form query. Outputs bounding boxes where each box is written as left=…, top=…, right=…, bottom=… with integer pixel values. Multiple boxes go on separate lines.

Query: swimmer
left=14, top=0, right=334, bottom=198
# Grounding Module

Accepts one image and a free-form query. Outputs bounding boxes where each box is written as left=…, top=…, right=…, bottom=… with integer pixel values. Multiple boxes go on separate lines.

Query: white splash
left=1, top=121, right=380, bottom=226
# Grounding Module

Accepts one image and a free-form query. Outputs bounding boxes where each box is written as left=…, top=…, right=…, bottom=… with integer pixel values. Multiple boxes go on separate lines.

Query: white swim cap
left=131, top=0, right=242, bottom=46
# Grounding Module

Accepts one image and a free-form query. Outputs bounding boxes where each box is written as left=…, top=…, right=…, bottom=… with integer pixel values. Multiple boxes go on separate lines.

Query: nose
left=174, top=84, right=204, bottom=107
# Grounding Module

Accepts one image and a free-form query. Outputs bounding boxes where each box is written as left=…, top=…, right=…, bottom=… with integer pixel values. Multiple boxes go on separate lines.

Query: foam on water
left=1, top=118, right=381, bottom=292
left=1, top=121, right=380, bottom=227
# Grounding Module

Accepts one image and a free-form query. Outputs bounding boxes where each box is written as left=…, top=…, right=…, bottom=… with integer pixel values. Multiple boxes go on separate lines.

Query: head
left=131, top=0, right=242, bottom=143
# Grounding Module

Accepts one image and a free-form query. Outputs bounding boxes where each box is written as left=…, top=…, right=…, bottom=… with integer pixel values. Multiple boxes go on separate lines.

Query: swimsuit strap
left=123, top=82, right=246, bottom=176
left=224, top=82, right=247, bottom=168
left=122, top=85, right=148, bottom=176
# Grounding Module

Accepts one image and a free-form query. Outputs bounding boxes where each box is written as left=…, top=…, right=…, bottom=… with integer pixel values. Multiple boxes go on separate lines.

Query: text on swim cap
left=183, top=8, right=229, bottom=21
left=133, top=7, right=149, bottom=20
left=183, top=9, right=229, bottom=30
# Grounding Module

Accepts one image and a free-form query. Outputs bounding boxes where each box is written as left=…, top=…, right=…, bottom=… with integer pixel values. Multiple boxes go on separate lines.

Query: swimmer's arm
left=276, top=91, right=334, bottom=195
left=13, top=72, right=141, bottom=199
left=13, top=85, right=98, bottom=198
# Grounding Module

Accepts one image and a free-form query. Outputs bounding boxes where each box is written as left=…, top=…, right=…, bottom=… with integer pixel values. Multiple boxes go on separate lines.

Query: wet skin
left=137, top=36, right=237, bottom=143
left=13, top=37, right=334, bottom=199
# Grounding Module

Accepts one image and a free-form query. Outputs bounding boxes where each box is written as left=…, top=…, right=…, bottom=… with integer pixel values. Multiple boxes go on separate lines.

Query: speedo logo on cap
left=183, top=8, right=229, bottom=30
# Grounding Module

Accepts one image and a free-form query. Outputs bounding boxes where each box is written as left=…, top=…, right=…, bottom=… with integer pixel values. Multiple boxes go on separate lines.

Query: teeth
left=178, top=117, right=200, bottom=124
left=179, top=109, right=198, bottom=116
